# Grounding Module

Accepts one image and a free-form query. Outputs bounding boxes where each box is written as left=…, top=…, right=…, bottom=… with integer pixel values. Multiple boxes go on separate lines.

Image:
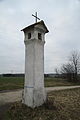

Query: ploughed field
left=0, top=77, right=80, bottom=91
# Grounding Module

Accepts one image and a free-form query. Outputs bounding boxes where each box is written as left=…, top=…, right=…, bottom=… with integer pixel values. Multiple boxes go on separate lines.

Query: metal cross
left=32, top=12, right=40, bottom=23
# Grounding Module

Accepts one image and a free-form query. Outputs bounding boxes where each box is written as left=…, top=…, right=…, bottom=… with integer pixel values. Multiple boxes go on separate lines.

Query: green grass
left=44, top=77, right=80, bottom=87
left=6, top=88, right=80, bottom=120
left=0, top=77, right=24, bottom=91
left=0, top=76, right=80, bottom=91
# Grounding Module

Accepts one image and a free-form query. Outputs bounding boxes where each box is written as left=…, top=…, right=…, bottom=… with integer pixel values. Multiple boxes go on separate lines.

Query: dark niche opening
left=38, top=33, right=42, bottom=40
left=28, top=33, right=31, bottom=39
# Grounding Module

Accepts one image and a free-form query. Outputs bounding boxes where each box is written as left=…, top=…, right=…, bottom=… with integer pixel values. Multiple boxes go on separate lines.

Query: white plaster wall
left=23, top=27, right=46, bottom=108
left=23, top=41, right=35, bottom=107
left=33, top=40, right=46, bottom=107
left=34, top=41, right=44, bottom=88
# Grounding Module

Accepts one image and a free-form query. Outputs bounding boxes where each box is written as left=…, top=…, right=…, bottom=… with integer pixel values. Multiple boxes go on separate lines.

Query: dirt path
left=46, top=85, right=80, bottom=91
left=0, top=86, right=80, bottom=106
left=0, top=89, right=22, bottom=106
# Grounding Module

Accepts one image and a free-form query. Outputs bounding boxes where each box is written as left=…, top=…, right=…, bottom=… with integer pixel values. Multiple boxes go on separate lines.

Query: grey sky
left=0, top=0, right=80, bottom=73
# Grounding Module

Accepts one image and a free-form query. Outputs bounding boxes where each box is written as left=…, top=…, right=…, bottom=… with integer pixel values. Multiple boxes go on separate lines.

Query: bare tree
left=61, top=63, right=74, bottom=81
left=60, top=51, right=80, bottom=82
left=55, top=68, right=60, bottom=78
left=69, top=51, right=80, bottom=82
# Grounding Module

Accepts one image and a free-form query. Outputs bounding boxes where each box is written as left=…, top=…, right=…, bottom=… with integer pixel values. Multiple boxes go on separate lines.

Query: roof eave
left=21, top=20, right=49, bottom=33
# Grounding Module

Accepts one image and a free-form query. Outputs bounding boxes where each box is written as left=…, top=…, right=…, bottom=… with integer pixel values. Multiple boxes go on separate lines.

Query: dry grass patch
left=7, top=88, right=80, bottom=120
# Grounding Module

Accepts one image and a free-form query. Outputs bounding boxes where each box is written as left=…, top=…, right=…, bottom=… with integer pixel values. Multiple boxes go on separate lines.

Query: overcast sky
left=0, top=0, right=80, bottom=74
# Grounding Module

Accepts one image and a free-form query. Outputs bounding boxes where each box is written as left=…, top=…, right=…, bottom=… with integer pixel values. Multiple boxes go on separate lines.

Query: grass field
left=5, top=88, right=80, bottom=120
left=0, top=77, right=24, bottom=91
left=0, top=76, right=80, bottom=91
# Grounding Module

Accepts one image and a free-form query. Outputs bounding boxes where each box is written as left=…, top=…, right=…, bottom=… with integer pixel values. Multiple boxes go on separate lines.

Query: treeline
left=0, top=73, right=57, bottom=78
left=0, top=74, right=24, bottom=77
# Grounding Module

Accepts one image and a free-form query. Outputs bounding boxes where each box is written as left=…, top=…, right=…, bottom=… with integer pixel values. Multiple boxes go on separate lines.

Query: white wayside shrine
left=21, top=20, right=49, bottom=108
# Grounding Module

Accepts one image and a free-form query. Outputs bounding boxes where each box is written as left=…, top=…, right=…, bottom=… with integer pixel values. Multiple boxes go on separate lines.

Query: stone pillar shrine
left=21, top=20, right=49, bottom=108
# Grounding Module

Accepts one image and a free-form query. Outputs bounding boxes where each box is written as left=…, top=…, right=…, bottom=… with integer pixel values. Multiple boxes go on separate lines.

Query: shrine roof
left=21, top=20, right=49, bottom=33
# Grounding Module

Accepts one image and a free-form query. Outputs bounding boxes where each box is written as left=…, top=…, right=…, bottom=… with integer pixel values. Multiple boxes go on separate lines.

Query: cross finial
left=32, top=12, right=40, bottom=23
